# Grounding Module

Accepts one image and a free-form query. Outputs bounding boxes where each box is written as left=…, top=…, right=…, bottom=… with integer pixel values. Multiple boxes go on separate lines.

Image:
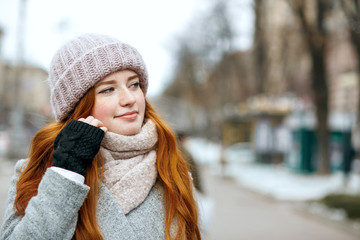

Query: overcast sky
left=0, top=0, right=253, bottom=97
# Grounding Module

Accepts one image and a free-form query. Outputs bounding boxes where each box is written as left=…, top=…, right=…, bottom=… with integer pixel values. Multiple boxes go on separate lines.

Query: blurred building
left=257, top=0, right=299, bottom=95
left=221, top=0, right=358, bottom=172
left=254, top=0, right=358, bottom=115
left=253, top=0, right=312, bottom=97
left=327, top=37, right=358, bottom=117
left=150, top=95, right=207, bottom=135
left=0, top=63, right=50, bottom=128
left=0, top=26, right=51, bottom=136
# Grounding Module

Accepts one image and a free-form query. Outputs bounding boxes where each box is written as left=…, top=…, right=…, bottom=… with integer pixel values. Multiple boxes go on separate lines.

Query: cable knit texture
left=48, top=33, right=149, bottom=122
left=52, top=120, right=105, bottom=175
left=100, top=120, right=158, bottom=214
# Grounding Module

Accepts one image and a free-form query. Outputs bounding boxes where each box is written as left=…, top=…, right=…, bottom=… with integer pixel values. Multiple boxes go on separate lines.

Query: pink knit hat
left=48, top=33, right=148, bottom=122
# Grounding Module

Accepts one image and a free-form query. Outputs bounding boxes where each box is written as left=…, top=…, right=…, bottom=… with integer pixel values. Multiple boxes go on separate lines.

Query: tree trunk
left=288, top=0, right=331, bottom=173
left=253, top=0, right=266, bottom=94
left=311, top=49, right=330, bottom=174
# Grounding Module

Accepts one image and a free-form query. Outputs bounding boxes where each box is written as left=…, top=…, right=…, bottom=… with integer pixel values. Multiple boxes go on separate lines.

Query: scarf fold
left=100, top=120, right=158, bottom=214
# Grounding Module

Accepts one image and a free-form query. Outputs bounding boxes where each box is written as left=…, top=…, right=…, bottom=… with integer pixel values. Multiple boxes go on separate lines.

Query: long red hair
left=14, top=88, right=201, bottom=239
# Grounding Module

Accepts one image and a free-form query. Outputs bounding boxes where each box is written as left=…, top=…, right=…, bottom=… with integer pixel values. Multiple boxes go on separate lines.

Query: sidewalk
left=186, top=137, right=360, bottom=238
left=201, top=165, right=360, bottom=240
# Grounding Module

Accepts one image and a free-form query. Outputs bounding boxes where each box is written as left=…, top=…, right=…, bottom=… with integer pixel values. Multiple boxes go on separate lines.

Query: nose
left=118, top=88, right=136, bottom=107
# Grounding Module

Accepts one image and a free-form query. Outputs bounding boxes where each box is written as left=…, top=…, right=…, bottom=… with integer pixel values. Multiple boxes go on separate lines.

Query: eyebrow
left=128, top=75, right=139, bottom=81
left=96, top=80, right=117, bottom=87
left=95, top=74, right=139, bottom=87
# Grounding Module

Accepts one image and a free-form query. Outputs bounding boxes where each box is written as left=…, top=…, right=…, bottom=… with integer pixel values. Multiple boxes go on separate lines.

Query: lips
left=116, top=111, right=138, bottom=120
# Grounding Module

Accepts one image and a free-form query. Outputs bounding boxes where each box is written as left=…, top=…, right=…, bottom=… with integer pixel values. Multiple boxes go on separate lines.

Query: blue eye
left=99, top=87, right=114, bottom=94
left=130, top=82, right=140, bottom=88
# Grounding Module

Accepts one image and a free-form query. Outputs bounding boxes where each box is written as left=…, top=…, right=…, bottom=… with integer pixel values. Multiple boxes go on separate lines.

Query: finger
left=79, top=116, right=94, bottom=125
left=78, top=116, right=105, bottom=130
left=95, top=119, right=105, bottom=127
left=100, top=126, right=108, bottom=133
left=89, top=118, right=102, bottom=127
left=84, top=116, right=94, bottom=124
left=86, top=117, right=106, bottom=130
left=89, top=118, right=105, bottom=127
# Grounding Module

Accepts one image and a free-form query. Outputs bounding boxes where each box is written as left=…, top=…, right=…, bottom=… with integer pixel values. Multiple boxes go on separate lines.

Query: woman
left=0, top=33, right=201, bottom=240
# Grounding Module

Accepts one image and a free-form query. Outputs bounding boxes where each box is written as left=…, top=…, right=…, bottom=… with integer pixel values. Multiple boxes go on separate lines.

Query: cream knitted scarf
left=100, top=120, right=158, bottom=214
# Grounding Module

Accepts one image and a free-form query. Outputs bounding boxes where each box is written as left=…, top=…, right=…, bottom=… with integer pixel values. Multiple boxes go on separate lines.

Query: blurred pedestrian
left=177, top=131, right=203, bottom=193
left=0, top=34, right=201, bottom=240
left=177, top=131, right=215, bottom=237
left=343, top=131, right=355, bottom=189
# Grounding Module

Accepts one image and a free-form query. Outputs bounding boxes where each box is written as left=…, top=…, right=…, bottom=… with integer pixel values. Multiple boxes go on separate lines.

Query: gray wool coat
left=0, top=159, right=168, bottom=240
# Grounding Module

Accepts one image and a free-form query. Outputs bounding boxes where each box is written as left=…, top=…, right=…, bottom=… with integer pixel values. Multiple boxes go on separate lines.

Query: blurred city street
left=1, top=155, right=360, bottom=240
left=201, top=165, right=360, bottom=240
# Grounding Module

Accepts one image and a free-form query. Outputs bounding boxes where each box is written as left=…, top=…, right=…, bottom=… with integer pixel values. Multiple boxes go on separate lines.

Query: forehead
left=96, top=69, right=138, bottom=85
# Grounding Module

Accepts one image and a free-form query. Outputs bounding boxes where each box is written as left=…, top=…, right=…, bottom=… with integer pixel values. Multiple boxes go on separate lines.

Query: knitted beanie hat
left=48, top=33, right=148, bottom=122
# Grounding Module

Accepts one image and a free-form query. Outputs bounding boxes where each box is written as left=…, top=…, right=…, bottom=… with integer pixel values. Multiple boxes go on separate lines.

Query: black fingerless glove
left=52, top=120, right=105, bottom=176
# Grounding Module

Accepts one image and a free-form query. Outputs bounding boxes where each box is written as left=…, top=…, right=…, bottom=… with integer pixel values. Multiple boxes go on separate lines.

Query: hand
left=52, top=118, right=106, bottom=175
left=78, top=116, right=107, bottom=133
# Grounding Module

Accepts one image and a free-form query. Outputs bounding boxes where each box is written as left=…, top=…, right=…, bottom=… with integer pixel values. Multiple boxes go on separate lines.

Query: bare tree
left=164, top=0, right=238, bottom=128
left=288, top=0, right=332, bottom=174
left=253, top=0, right=267, bottom=94
left=164, top=43, right=203, bottom=105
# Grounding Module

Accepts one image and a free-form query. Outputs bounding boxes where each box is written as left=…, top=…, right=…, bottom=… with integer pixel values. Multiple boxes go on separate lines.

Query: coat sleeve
left=0, top=159, right=90, bottom=240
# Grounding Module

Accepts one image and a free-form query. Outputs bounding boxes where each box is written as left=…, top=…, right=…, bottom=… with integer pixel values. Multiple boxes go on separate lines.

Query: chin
left=116, top=125, right=142, bottom=136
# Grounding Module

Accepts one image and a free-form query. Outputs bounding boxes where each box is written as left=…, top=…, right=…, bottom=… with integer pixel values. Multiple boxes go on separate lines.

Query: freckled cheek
left=137, top=96, right=146, bottom=119
left=91, top=101, right=115, bottom=122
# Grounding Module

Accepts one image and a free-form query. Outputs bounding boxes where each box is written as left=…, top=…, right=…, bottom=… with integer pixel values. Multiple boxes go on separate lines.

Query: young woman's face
left=91, top=70, right=145, bottom=135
